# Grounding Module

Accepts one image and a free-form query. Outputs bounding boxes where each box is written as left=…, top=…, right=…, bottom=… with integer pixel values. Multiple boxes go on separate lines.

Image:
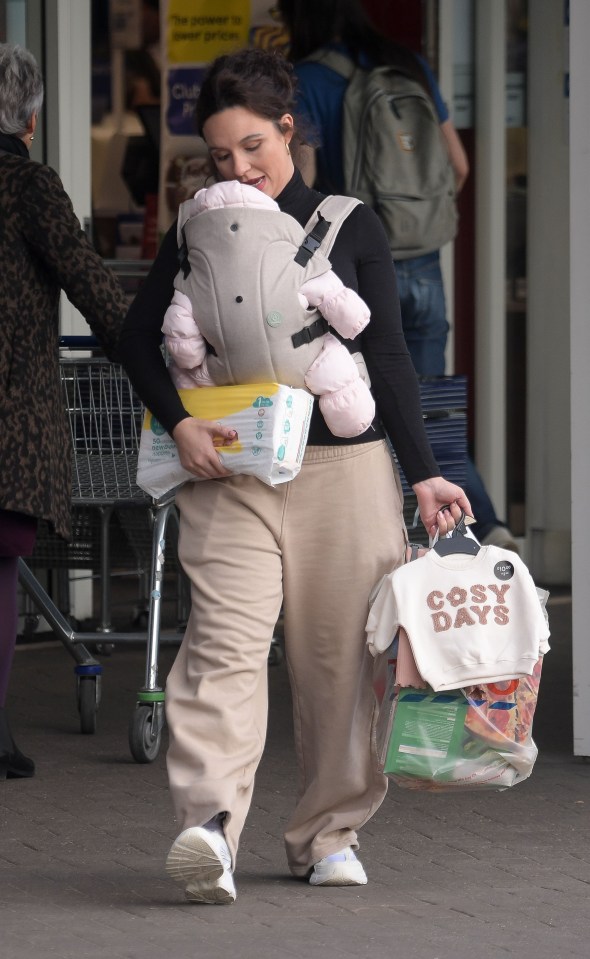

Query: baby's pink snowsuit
left=162, top=180, right=375, bottom=438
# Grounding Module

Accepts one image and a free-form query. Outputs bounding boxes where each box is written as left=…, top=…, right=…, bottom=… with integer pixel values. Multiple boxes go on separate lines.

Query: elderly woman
left=0, top=43, right=128, bottom=780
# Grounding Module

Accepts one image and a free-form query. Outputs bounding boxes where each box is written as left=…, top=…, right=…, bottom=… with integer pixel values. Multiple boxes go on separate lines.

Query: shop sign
left=166, top=0, right=249, bottom=64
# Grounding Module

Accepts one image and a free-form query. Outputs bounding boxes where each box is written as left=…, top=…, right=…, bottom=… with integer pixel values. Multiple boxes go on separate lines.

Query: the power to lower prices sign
left=166, top=0, right=249, bottom=64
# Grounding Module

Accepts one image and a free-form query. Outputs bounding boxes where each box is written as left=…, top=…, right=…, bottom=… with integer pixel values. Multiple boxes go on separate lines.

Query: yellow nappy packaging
left=136, top=383, right=314, bottom=498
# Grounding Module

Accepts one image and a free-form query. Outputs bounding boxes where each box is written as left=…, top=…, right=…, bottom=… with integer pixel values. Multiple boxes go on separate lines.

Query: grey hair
left=0, top=42, right=44, bottom=136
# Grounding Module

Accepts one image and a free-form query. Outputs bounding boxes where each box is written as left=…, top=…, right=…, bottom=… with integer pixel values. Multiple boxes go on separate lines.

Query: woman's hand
left=171, top=417, right=237, bottom=479
left=411, top=476, right=473, bottom=539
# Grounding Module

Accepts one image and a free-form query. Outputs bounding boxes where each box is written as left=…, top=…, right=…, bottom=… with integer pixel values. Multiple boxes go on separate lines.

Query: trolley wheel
left=78, top=676, right=99, bottom=734
left=129, top=703, right=163, bottom=763
left=268, top=640, right=284, bottom=667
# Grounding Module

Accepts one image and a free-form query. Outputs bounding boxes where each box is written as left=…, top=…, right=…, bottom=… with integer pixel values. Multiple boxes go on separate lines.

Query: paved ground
left=1, top=591, right=589, bottom=959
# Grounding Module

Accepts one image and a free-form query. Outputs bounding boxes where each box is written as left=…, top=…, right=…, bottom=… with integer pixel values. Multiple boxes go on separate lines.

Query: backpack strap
left=304, top=47, right=414, bottom=88
left=304, top=48, right=356, bottom=81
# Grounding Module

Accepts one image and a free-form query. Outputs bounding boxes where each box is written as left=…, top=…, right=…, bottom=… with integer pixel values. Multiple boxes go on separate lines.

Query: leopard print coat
left=0, top=151, right=129, bottom=539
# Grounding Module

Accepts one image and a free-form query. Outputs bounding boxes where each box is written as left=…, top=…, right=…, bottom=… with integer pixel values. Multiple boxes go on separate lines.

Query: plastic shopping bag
left=377, top=656, right=544, bottom=791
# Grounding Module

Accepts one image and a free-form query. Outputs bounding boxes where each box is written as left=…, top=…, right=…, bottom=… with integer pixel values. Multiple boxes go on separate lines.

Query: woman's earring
left=285, top=141, right=291, bottom=155
left=30, top=135, right=35, bottom=141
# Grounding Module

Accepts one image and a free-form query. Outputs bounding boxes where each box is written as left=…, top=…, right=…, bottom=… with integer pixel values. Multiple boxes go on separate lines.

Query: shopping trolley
left=18, top=337, right=183, bottom=761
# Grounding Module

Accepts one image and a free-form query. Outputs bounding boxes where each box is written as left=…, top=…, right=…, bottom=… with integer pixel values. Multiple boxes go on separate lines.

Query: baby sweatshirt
left=366, top=545, right=550, bottom=690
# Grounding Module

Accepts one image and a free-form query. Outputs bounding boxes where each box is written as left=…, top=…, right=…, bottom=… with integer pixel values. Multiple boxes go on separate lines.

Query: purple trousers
left=0, top=510, right=38, bottom=707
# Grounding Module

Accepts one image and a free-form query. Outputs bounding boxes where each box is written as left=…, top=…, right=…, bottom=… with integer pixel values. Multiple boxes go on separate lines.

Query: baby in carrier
left=162, top=180, right=375, bottom=438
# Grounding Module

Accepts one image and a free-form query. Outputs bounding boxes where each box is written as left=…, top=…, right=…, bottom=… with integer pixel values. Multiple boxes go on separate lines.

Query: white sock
left=323, top=847, right=356, bottom=863
left=202, top=814, right=224, bottom=834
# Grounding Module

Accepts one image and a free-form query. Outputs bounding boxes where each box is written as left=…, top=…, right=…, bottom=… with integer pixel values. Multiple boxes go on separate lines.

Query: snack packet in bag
left=380, top=656, right=544, bottom=791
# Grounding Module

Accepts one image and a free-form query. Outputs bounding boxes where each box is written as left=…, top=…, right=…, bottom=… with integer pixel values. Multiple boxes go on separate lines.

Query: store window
left=90, top=1, right=284, bottom=267
left=91, top=0, right=161, bottom=263
left=1, top=1, right=25, bottom=42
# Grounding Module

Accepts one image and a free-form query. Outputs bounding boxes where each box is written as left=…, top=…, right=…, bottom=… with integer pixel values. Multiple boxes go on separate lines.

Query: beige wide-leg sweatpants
left=166, top=439, right=407, bottom=877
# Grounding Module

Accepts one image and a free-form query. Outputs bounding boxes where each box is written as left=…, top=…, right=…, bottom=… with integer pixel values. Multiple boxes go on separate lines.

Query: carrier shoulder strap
left=301, top=194, right=362, bottom=259
left=178, top=223, right=191, bottom=278
left=291, top=195, right=362, bottom=350
left=293, top=211, right=331, bottom=266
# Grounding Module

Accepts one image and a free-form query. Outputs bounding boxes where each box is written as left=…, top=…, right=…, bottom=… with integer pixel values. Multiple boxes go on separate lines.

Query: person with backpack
left=119, top=46, right=471, bottom=903
left=278, top=0, right=519, bottom=552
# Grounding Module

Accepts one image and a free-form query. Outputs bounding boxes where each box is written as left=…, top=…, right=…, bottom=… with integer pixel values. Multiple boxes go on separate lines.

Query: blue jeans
left=394, top=251, right=503, bottom=538
left=394, top=252, right=448, bottom=377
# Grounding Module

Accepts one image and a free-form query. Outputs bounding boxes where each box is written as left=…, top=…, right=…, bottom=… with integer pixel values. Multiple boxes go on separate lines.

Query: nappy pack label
left=136, top=383, right=314, bottom=498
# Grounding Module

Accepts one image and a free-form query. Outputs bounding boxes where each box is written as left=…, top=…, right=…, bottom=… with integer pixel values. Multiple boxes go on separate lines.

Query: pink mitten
left=300, top=270, right=343, bottom=306
left=319, top=380, right=376, bottom=437
left=304, top=334, right=375, bottom=437
left=168, top=354, right=214, bottom=389
left=320, top=286, right=370, bottom=338
left=300, top=271, right=370, bottom=338
left=162, top=290, right=208, bottom=368
left=304, top=333, right=360, bottom=392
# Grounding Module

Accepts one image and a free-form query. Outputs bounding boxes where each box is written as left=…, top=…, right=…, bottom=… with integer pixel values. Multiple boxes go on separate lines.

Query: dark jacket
left=0, top=142, right=128, bottom=538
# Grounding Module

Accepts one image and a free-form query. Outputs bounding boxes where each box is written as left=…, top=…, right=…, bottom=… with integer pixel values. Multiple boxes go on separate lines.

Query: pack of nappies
left=136, top=383, right=314, bottom=499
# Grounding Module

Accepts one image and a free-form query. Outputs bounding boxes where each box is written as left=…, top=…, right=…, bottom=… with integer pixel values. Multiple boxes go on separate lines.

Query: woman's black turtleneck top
left=118, top=168, right=439, bottom=485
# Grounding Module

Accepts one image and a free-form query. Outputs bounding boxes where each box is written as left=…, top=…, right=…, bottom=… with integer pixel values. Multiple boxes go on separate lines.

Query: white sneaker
left=166, top=825, right=236, bottom=904
left=309, top=847, right=368, bottom=886
left=185, top=869, right=236, bottom=904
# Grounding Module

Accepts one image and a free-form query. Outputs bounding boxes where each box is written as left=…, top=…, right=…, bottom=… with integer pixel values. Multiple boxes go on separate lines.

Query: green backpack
left=308, top=49, right=458, bottom=260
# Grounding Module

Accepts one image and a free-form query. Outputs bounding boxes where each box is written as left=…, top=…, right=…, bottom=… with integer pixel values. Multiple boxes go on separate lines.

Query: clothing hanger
left=432, top=509, right=480, bottom=557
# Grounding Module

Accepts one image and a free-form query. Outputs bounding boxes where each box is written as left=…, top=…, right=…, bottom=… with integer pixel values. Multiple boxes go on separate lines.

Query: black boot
left=0, top=707, right=35, bottom=780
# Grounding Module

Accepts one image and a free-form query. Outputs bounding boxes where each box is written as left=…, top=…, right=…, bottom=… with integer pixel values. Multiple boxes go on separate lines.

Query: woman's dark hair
left=277, top=0, right=429, bottom=90
left=195, top=46, right=312, bottom=158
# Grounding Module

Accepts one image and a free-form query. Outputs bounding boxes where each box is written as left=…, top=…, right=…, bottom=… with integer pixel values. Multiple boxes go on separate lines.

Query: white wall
left=569, top=0, right=590, bottom=756
left=474, top=1, right=507, bottom=519
left=527, top=0, right=571, bottom=584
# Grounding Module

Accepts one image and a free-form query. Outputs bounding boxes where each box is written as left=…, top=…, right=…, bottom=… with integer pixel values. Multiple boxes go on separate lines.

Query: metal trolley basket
left=18, top=337, right=183, bottom=762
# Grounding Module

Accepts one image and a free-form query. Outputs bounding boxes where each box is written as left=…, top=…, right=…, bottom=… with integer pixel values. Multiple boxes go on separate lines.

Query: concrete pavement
left=1, top=593, right=589, bottom=959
